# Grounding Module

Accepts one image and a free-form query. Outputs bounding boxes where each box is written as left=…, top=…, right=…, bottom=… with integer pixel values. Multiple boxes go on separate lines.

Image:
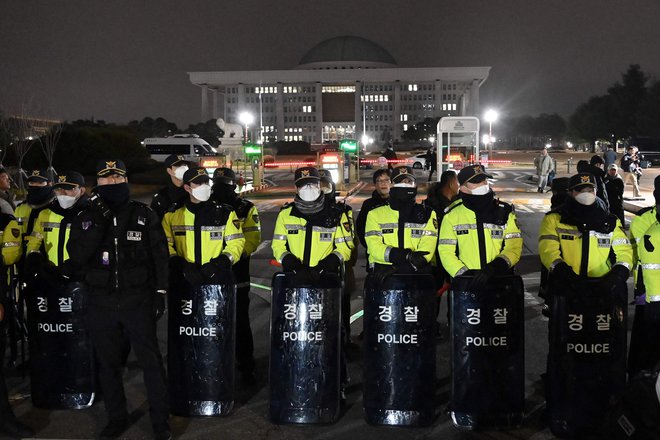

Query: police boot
left=0, top=417, right=35, bottom=439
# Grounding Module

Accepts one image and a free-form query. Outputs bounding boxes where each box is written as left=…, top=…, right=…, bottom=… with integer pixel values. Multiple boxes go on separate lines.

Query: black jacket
left=150, top=182, right=188, bottom=220
left=356, top=190, right=389, bottom=248
left=67, top=200, right=169, bottom=307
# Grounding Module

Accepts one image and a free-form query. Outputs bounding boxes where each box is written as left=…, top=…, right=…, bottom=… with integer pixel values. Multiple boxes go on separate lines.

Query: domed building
left=189, top=36, right=489, bottom=147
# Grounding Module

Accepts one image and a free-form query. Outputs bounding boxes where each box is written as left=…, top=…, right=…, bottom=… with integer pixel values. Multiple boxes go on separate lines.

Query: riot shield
left=269, top=272, right=342, bottom=424
left=363, top=273, right=436, bottom=426
left=546, top=276, right=627, bottom=438
left=25, top=275, right=95, bottom=409
left=450, top=274, right=525, bottom=430
left=168, top=268, right=237, bottom=417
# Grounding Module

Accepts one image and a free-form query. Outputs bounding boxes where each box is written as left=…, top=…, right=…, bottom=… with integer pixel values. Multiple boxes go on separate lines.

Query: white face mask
left=575, top=192, right=596, bottom=206
left=298, top=185, right=321, bottom=202
left=470, top=183, right=490, bottom=195
left=191, top=184, right=211, bottom=202
left=174, top=165, right=188, bottom=181
left=57, top=194, right=78, bottom=209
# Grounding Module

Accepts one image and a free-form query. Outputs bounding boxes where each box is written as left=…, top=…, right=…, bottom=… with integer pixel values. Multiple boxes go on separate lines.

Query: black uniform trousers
left=234, top=257, right=254, bottom=373
left=87, top=301, right=168, bottom=428
left=0, top=320, right=15, bottom=423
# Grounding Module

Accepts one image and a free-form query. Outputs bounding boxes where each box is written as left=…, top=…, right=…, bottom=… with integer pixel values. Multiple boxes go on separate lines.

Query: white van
left=142, top=134, right=217, bottom=163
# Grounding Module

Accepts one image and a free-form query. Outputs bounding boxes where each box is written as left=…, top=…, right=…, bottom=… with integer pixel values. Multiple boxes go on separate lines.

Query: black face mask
left=211, top=182, right=237, bottom=204
left=389, top=186, right=417, bottom=210
left=26, top=185, right=54, bottom=206
left=461, top=190, right=494, bottom=214
left=96, top=182, right=130, bottom=208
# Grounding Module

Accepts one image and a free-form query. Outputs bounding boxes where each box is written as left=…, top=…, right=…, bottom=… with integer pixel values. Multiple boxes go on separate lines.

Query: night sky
left=2, top=0, right=660, bottom=130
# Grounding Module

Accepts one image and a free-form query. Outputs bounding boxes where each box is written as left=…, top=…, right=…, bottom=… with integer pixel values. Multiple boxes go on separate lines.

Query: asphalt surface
left=5, top=164, right=658, bottom=439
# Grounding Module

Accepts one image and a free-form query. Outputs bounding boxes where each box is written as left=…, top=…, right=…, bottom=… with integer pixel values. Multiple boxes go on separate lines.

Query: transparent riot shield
left=168, top=268, right=236, bottom=417
left=269, top=272, right=341, bottom=424
left=450, top=274, right=525, bottom=430
left=547, top=276, right=627, bottom=438
left=25, top=275, right=95, bottom=409
left=363, top=273, right=436, bottom=426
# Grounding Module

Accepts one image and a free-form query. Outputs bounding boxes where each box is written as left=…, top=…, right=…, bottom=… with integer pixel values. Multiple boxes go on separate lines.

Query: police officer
left=539, top=172, right=632, bottom=290
left=365, top=166, right=437, bottom=277
left=150, top=154, right=190, bottom=220
left=0, top=211, right=33, bottom=438
left=209, top=167, right=259, bottom=382
left=628, top=175, right=660, bottom=375
left=25, top=171, right=88, bottom=277
left=271, top=166, right=353, bottom=397
left=438, top=164, right=522, bottom=287
left=355, top=169, right=391, bottom=250
left=66, top=160, right=170, bottom=440
left=14, top=169, right=55, bottom=254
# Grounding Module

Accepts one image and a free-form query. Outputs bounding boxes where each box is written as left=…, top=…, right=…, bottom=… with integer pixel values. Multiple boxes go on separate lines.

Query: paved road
left=6, top=166, right=649, bottom=439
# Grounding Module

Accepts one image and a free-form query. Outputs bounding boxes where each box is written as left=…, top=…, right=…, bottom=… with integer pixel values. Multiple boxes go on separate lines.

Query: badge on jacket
left=138, top=216, right=146, bottom=226
left=127, top=231, right=142, bottom=241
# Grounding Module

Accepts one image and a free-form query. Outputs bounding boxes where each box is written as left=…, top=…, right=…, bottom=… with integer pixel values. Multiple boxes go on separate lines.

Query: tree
left=184, top=119, right=224, bottom=147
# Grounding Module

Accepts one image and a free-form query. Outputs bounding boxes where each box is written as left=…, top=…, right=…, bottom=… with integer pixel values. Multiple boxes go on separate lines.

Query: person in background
left=604, top=164, right=625, bottom=226
left=534, top=147, right=554, bottom=193
left=577, top=156, right=609, bottom=210
left=356, top=169, right=391, bottom=250
left=382, top=143, right=398, bottom=170
left=621, top=146, right=641, bottom=198
left=150, top=154, right=189, bottom=220
left=0, top=169, right=15, bottom=215
left=604, top=145, right=617, bottom=168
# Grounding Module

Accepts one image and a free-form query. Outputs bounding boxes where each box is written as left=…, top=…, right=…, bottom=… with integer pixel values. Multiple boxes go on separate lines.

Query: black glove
left=318, top=253, right=341, bottom=275
left=212, top=254, right=232, bottom=271
left=25, top=252, right=44, bottom=277
left=608, top=265, right=630, bottom=285
left=469, top=258, right=508, bottom=291
left=551, top=262, right=578, bottom=287
left=389, top=247, right=410, bottom=266
left=60, top=259, right=75, bottom=280
left=373, top=266, right=397, bottom=286
left=407, top=251, right=429, bottom=271
left=282, top=254, right=304, bottom=273
left=183, top=262, right=204, bottom=286
left=153, top=291, right=166, bottom=320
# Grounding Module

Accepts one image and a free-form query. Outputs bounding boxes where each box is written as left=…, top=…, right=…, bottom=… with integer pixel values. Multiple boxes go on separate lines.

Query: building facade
left=188, top=36, right=490, bottom=147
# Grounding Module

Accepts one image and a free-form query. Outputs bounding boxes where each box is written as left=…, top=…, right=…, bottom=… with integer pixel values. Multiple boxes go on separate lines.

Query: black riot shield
left=168, top=268, right=236, bottom=417
left=269, top=272, right=342, bottom=424
left=546, top=276, right=627, bottom=438
left=450, top=274, right=525, bottom=430
left=25, top=276, right=95, bottom=409
left=363, top=273, right=436, bottom=426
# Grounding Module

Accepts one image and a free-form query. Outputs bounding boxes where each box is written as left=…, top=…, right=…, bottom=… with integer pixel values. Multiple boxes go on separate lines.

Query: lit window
left=403, top=124, right=408, bottom=131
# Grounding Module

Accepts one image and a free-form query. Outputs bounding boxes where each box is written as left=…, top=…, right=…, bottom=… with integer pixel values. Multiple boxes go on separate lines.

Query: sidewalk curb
left=239, top=183, right=270, bottom=195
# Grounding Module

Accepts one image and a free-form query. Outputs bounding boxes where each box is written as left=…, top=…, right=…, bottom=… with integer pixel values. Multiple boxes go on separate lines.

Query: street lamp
left=239, top=112, right=254, bottom=144
left=484, top=109, right=498, bottom=159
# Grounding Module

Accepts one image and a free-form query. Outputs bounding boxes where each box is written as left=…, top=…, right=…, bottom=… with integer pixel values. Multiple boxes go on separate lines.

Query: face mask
left=96, top=182, right=130, bottom=208
left=575, top=192, right=596, bottom=206
left=389, top=186, right=418, bottom=209
left=174, top=165, right=188, bottom=181
left=191, top=184, right=211, bottom=202
left=26, top=186, right=54, bottom=206
left=57, top=194, right=78, bottom=209
left=298, top=186, right=321, bottom=202
left=470, top=184, right=490, bottom=196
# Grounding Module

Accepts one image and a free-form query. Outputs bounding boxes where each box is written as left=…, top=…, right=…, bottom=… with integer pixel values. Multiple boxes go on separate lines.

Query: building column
left=201, top=85, right=209, bottom=122
left=212, top=89, right=220, bottom=119
left=276, top=83, right=285, bottom=141
left=237, top=83, right=245, bottom=124
left=435, top=80, right=443, bottom=118
left=354, top=81, right=362, bottom=140
left=466, top=79, right=480, bottom=117
left=315, top=82, right=323, bottom=143
left=393, top=81, right=401, bottom=142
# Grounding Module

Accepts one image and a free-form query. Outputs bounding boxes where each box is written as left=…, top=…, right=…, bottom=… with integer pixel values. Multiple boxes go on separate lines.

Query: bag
left=548, top=170, right=556, bottom=185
